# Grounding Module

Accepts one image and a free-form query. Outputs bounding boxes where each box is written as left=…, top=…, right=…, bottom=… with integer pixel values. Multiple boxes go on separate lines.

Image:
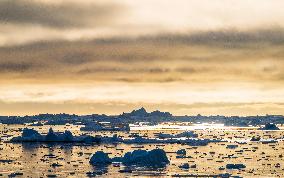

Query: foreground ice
left=90, top=149, right=169, bottom=167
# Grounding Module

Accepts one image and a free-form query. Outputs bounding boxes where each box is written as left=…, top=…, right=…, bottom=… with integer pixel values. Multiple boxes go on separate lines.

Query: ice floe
left=10, top=128, right=225, bottom=146
left=258, top=123, right=280, bottom=130
left=89, top=151, right=112, bottom=165
left=10, top=128, right=101, bottom=143
left=90, top=149, right=169, bottom=167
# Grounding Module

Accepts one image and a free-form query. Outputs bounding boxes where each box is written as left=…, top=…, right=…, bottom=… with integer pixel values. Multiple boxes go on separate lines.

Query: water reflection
left=1, top=124, right=284, bottom=177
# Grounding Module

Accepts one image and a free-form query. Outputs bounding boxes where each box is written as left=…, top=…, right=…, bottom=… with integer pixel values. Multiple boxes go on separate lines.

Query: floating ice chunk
left=29, top=122, right=43, bottom=126
left=157, top=131, right=198, bottom=139
left=11, top=128, right=43, bottom=142
left=176, top=149, right=186, bottom=156
left=176, top=131, right=198, bottom=138
left=62, top=130, right=74, bottom=142
left=45, top=128, right=59, bottom=141
left=258, top=123, right=280, bottom=130
left=8, top=172, right=24, bottom=177
left=157, top=133, right=174, bottom=139
left=122, top=149, right=169, bottom=167
left=89, top=151, right=112, bottom=165
left=80, top=122, right=130, bottom=132
left=10, top=127, right=101, bottom=143
left=226, top=145, right=238, bottom=149
left=101, top=134, right=123, bottom=144
left=77, top=135, right=101, bottom=143
left=179, top=163, right=190, bottom=169
left=226, top=164, right=246, bottom=169
left=90, top=149, right=170, bottom=167
left=250, top=136, right=261, bottom=141
left=51, top=163, right=63, bottom=167
left=22, top=128, right=41, bottom=138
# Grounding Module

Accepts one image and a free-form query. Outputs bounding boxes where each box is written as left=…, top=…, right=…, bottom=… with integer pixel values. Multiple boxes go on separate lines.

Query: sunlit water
left=0, top=124, right=284, bottom=177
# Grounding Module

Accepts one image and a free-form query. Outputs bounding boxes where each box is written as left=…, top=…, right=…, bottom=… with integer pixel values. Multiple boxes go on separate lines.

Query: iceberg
left=226, top=164, right=246, bottom=169
left=11, top=128, right=224, bottom=146
left=80, top=122, right=130, bottom=132
left=22, top=128, right=42, bottom=139
left=122, top=136, right=222, bottom=146
left=176, top=149, right=186, bottom=156
left=176, top=131, right=198, bottom=138
left=121, top=149, right=169, bottom=167
left=179, top=163, right=190, bottom=169
left=45, top=128, right=59, bottom=142
left=90, top=149, right=169, bottom=168
left=226, top=145, right=238, bottom=149
left=258, top=123, right=280, bottom=130
left=89, top=151, right=112, bottom=165
left=10, top=128, right=101, bottom=143
left=157, top=131, right=198, bottom=139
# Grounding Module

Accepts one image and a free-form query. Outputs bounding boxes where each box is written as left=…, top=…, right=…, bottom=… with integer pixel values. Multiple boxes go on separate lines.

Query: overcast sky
left=1, top=0, right=284, bottom=116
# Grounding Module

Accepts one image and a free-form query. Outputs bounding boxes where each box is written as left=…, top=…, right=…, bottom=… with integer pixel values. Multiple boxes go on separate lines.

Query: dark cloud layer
left=0, top=28, right=284, bottom=83
left=141, top=28, right=284, bottom=47
left=0, top=0, right=123, bottom=28
left=4, top=28, right=284, bottom=49
left=0, top=62, right=34, bottom=73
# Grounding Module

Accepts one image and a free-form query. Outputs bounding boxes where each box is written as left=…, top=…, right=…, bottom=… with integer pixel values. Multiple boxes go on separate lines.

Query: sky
left=1, top=0, right=284, bottom=116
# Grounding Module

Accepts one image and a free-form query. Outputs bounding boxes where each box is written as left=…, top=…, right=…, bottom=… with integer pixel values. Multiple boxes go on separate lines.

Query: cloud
left=0, top=0, right=123, bottom=29
left=1, top=0, right=284, bottom=46
left=77, top=67, right=170, bottom=74
left=0, top=28, right=284, bottom=83
left=61, top=52, right=93, bottom=65
left=1, top=1, right=284, bottom=116
left=0, top=61, right=35, bottom=73
left=141, top=28, right=284, bottom=47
